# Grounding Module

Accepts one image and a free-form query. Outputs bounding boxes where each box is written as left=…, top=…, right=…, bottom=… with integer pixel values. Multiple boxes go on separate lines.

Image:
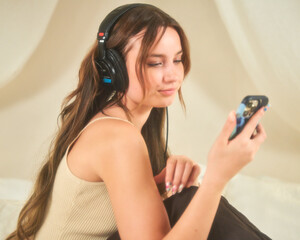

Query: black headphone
left=96, top=3, right=169, bottom=159
left=96, top=4, right=144, bottom=91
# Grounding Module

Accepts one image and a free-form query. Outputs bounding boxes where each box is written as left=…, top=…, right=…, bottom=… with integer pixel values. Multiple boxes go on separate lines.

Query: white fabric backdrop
left=0, top=0, right=59, bottom=88
left=214, top=0, right=300, bottom=132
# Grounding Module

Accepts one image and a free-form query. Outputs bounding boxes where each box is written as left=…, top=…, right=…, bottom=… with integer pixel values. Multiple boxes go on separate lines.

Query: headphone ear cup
left=106, top=49, right=129, bottom=92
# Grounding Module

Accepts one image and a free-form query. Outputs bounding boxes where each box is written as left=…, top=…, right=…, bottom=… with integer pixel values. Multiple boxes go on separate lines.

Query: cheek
left=128, top=79, right=143, bottom=97
left=145, top=70, right=162, bottom=88
left=179, top=65, right=185, bottom=80
left=178, top=71, right=185, bottom=86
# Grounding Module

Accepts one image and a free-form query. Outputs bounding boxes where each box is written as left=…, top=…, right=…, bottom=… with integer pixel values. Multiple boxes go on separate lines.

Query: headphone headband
left=97, top=4, right=143, bottom=60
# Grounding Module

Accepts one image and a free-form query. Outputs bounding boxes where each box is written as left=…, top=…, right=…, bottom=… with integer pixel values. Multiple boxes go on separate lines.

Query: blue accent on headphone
left=103, top=78, right=112, bottom=84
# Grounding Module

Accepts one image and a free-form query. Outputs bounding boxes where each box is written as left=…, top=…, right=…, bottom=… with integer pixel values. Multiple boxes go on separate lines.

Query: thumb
left=154, top=167, right=166, bottom=184
left=218, top=111, right=236, bottom=143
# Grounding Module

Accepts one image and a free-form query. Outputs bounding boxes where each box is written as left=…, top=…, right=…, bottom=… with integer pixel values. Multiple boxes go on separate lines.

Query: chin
left=154, top=99, right=175, bottom=108
left=146, top=93, right=177, bottom=108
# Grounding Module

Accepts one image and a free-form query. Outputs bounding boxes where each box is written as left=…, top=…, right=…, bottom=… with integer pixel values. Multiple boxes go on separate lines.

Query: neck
left=121, top=96, right=153, bottom=131
left=102, top=104, right=152, bottom=131
left=129, top=105, right=152, bottom=131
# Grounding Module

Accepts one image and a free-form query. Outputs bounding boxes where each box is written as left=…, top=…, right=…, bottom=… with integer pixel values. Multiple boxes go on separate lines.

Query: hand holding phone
left=205, top=95, right=268, bottom=189
left=229, top=95, right=269, bottom=140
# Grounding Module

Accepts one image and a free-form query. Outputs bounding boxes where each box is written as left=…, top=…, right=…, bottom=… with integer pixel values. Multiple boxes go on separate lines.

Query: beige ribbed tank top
left=35, top=117, right=134, bottom=240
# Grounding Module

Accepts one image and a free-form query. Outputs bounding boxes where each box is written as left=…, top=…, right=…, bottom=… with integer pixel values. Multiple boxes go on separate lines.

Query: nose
left=163, top=63, right=181, bottom=83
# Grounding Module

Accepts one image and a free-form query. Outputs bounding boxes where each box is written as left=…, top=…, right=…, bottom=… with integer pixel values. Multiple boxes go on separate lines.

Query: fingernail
left=228, top=111, right=235, bottom=121
left=165, top=182, right=172, bottom=192
left=172, top=185, right=178, bottom=195
left=264, top=104, right=271, bottom=112
left=178, top=184, right=184, bottom=193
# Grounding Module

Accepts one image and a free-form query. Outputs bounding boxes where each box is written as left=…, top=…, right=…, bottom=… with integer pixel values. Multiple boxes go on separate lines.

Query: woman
left=7, top=4, right=269, bottom=240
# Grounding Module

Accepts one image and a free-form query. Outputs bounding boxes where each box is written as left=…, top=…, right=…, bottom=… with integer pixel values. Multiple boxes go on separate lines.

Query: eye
left=147, top=62, right=163, bottom=67
left=174, top=59, right=182, bottom=64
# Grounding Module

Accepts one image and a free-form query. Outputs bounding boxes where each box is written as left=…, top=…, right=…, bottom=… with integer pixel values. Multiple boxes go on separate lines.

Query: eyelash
left=147, top=62, right=162, bottom=67
left=147, top=59, right=182, bottom=67
left=174, top=59, right=183, bottom=64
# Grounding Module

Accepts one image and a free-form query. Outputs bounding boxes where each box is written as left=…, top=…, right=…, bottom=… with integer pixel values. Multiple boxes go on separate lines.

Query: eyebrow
left=148, top=50, right=183, bottom=58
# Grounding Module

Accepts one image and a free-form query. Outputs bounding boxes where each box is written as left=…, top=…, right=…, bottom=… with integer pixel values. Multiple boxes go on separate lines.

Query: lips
left=158, top=88, right=177, bottom=96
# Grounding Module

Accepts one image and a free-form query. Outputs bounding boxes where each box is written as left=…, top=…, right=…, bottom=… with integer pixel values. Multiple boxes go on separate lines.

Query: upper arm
left=91, top=121, right=170, bottom=239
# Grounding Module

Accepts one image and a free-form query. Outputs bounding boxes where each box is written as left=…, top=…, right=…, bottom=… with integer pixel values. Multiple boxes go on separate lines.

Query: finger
left=218, top=111, right=236, bottom=144
left=172, top=160, right=185, bottom=194
left=165, top=157, right=176, bottom=192
left=186, top=164, right=201, bottom=187
left=240, top=107, right=265, bottom=138
left=250, top=125, right=259, bottom=139
left=179, top=162, right=194, bottom=192
left=251, top=123, right=267, bottom=145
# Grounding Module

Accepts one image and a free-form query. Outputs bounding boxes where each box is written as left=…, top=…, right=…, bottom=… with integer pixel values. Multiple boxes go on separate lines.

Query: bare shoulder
left=81, top=118, right=149, bottom=177
left=67, top=117, right=147, bottom=181
left=87, top=118, right=146, bottom=152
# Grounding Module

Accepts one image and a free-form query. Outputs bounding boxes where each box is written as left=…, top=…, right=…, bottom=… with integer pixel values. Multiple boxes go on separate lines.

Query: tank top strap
left=66, top=116, right=134, bottom=156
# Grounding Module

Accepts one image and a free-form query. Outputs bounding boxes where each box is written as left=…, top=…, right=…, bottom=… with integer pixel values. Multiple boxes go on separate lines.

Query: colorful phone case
left=229, top=95, right=268, bottom=140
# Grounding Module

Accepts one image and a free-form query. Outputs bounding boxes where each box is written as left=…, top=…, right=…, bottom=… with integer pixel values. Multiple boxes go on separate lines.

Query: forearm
left=163, top=175, right=224, bottom=240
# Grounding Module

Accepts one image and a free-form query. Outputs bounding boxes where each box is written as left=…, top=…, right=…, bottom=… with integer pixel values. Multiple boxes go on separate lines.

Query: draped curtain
left=214, top=0, right=300, bottom=132
left=0, top=0, right=59, bottom=88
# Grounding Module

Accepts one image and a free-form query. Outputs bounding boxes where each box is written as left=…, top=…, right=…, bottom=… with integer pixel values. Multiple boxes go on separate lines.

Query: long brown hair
left=6, top=4, right=190, bottom=239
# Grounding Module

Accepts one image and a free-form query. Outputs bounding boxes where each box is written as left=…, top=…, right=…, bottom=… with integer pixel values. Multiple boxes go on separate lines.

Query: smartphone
left=229, top=95, right=269, bottom=140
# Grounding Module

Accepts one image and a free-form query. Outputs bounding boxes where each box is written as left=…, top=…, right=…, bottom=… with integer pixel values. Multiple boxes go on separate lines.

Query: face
left=124, top=27, right=184, bottom=110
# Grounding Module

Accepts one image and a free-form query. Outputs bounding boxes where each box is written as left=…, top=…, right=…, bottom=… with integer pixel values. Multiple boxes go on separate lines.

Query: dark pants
left=108, top=186, right=271, bottom=240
